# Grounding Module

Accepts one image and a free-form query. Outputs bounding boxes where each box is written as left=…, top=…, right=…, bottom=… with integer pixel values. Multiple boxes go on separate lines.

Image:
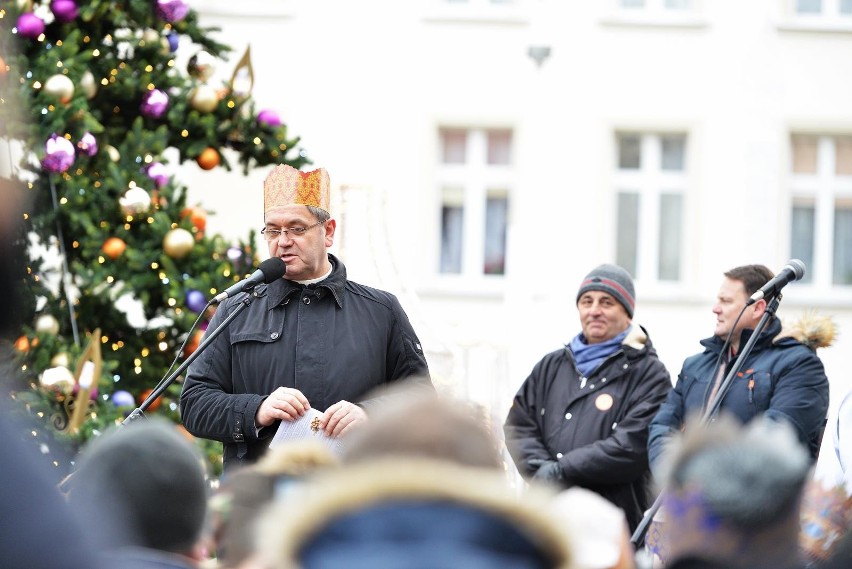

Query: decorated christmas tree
left=0, top=0, right=309, bottom=476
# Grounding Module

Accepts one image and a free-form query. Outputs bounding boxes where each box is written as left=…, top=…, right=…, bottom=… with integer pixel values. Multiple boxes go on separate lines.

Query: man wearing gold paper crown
left=180, top=165, right=434, bottom=470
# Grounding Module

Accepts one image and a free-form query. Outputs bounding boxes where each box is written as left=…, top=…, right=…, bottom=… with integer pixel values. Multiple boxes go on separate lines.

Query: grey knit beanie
left=576, top=264, right=635, bottom=318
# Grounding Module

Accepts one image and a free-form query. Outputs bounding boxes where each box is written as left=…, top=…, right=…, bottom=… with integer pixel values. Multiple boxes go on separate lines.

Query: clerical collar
left=295, top=265, right=332, bottom=286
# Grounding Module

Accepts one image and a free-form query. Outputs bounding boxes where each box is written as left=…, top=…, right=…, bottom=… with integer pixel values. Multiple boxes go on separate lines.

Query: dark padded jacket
left=648, top=317, right=829, bottom=475
left=504, top=325, right=672, bottom=532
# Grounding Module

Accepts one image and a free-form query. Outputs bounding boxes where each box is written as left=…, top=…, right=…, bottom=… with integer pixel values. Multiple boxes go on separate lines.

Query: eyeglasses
left=260, top=220, right=325, bottom=241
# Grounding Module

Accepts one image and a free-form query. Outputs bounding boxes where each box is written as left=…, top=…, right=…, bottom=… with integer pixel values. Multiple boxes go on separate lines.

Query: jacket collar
left=262, top=253, right=347, bottom=309
left=701, top=317, right=782, bottom=355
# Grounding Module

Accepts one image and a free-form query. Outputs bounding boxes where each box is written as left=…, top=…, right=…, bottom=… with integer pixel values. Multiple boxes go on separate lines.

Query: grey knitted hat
left=576, top=264, right=635, bottom=318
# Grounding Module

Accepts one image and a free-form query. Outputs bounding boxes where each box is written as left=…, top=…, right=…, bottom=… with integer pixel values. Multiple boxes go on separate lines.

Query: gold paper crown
left=263, top=165, right=330, bottom=214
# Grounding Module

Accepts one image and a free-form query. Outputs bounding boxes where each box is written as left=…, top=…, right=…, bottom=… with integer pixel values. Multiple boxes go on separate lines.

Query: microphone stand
left=123, top=293, right=255, bottom=425
left=630, top=294, right=783, bottom=549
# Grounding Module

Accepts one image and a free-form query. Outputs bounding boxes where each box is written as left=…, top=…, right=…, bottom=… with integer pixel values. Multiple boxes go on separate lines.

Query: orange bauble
left=138, top=388, right=163, bottom=412
left=181, top=206, right=207, bottom=233
left=183, top=329, right=205, bottom=358
left=102, top=237, right=127, bottom=259
left=196, top=147, right=220, bottom=170
left=14, top=336, right=30, bottom=352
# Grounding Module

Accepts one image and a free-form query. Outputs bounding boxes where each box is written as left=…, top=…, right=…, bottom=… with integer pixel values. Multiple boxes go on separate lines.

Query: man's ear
left=750, top=298, right=767, bottom=320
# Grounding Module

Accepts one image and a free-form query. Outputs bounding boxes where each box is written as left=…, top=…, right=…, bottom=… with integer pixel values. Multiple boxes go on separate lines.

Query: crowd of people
left=2, top=164, right=851, bottom=568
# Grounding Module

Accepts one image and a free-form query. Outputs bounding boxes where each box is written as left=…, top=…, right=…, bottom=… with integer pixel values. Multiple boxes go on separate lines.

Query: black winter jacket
left=504, top=325, right=672, bottom=532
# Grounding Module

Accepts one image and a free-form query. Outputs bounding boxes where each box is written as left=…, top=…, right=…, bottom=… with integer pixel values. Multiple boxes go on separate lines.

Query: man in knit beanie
left=504, top=263, right=672, bottom=533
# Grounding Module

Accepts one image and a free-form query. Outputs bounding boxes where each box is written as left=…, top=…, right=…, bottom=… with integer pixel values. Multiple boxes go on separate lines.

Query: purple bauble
left=226, top=246, right=249, bottom=272
left=257, top=109, right=282, bottom=128
left=41, top=134, right=76, bottom=173
left=51, top=0, right=79, bottom=23
left=185, top=289, right=208, bottom=313
left=77, top=132, right=98, bottom=157
left=140, top=89, right=169, bottom=119
left=167, top=30, right=180, bottom=52
left=155, top=0, right=190, bottom=23
left=146, top=162, right=169, bottom=188
left=16, top=13, right=45, bottom=39
left=111, top=389, right=135, bottom=408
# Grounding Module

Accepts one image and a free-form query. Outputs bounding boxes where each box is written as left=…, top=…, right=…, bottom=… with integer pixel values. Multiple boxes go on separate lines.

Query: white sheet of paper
left=268, top=407, right=346, bottom=455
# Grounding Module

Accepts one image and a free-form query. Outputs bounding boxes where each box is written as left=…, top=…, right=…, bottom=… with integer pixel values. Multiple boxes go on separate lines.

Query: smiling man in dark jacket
left=504, top=264, right=672, bottom=532
left=180, top=165, right=433, bottom=470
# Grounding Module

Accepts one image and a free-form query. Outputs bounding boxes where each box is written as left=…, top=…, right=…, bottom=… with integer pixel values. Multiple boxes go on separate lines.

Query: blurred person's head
left=341, top=392, right=504, bottom=470
left=67, top=418, right=209, bottom=559
left=658, top=413, right=811, bottom=569
left=210, top=440, right=339, bottom=567
left=254, top=457, right=574, bottom=569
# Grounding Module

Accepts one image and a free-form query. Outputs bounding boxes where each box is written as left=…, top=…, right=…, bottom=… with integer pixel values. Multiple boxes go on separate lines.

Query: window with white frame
left=614, top=132, right=687, bottom=282
left=792, top=0, right=852, bottom=17
left=789, top=134, right=852, bottom=286
left=438, top=127, right=511, bottom=276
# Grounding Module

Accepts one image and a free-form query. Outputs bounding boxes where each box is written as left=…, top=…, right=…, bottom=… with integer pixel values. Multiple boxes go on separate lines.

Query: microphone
left=745, top=259, right=805, bottom=306
left=213, top=257, right=286, bottom=303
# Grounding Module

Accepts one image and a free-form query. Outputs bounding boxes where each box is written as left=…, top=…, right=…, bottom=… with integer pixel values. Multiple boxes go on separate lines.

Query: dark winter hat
left=576, top=264, right=635, bottom=318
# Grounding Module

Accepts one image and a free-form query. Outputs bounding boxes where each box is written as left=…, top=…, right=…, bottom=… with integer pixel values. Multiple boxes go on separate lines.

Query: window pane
left=842, top=0, right=852, bottom=14
left=440, top=187, right=464, bottom=274
left=618, top=135, right=641, bottom=170
left=616, top=192, right=639, bottom=277
left=836, top=136, right=852, bottom=175
left=487, top=130, right=512, bottom=165
left=620, top=0, right=645, bottom=7
left=484, top=190, right=508, bottom=275
left=791, top=202, right=815, bottom=284
left=833, top=198, right=852, bottom=285
left=661, top=135, right=686, bottom=171
left=665, top=0, right=693, bottom=10
left=795, top=0, right=823, bottom=14
left=441, top=129, right=467, bottom=164
left=658, top=193, right=682, bottom=281
left=792, top=135, right=818, bottom=174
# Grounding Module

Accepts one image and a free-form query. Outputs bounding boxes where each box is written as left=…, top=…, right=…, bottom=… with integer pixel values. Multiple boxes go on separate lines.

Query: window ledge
left=776, top=18, right=852, bottom=33
left=599, top=12, right=709, bottom=29
left=422, top=7, right=530, bottom=26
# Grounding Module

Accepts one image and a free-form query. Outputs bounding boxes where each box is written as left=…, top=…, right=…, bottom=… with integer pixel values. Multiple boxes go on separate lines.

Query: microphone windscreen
left=258, top=257, right=286, bottom=282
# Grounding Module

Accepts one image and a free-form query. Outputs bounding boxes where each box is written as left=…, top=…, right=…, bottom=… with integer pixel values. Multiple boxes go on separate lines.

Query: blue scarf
left=569, top=326, right=631, bottom=378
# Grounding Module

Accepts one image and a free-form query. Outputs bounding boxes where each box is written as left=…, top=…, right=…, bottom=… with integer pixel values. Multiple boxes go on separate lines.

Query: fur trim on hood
left=774, top=311, right=838, bottom=351
left=254, top=457, right=576, bottom=569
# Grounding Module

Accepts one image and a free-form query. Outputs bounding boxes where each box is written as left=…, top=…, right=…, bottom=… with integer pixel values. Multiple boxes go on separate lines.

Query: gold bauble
left=40, top=366, right=75, bottom=394
left=190, top=84, right=218, bottom=113
left=35, top=314, right=60, bottom=335
left=50, top=352, right=71, bottom=368
left=43, top=74, right=75, bottom=104
left=104, top=144, right=120, bottom=162
left=141, top=28, right=160, bottom=45
left=81, top=70, right=97, bottom=99
left=163, top=228, right=195, bottom=259
left=120, top=187, right=151, bottom=216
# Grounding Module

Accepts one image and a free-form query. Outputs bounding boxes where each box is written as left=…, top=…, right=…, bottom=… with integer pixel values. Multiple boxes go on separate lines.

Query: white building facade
left=184, top=0, right=852, bottom=466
